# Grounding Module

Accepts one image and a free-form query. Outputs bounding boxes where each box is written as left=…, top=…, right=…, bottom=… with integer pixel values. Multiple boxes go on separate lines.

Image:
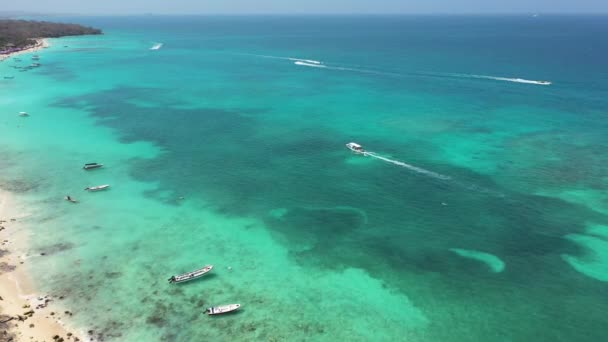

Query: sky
left=2, top=0, right=607, bottom=15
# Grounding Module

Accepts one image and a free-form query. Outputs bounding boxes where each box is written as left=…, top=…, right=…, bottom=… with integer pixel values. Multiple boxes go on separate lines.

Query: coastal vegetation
left=0, top=20, right=102, bottom=52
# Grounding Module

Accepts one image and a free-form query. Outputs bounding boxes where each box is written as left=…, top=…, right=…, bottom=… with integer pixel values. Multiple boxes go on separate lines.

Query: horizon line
left=3, top=12, right=608, bottom=17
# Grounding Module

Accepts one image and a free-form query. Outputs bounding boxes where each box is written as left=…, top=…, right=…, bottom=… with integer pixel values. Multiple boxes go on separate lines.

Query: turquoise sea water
left=1, top=15, right=608, bottom=341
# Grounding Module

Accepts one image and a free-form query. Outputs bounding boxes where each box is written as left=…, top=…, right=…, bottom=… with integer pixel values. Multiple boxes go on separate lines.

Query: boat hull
left=169, top=265, right=213, bottom=283
left=85, top=185, right=110, bottom=191
left=83, top=163, right=103, bottom=170
left=207, top=304, right=241, bottom=315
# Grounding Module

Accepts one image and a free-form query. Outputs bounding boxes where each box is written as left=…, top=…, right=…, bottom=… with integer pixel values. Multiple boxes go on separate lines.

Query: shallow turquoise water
left=1, top=15, right=608, bottom=341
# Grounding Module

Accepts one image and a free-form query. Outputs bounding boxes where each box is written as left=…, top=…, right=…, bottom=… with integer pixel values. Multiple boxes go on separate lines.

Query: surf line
left=365, top=152, right=451, bottom=180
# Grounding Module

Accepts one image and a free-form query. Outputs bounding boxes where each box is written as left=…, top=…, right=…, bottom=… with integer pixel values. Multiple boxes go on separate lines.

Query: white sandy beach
left=0, top=189, right=84, bottom=342
left=0, top=38, right=50, bottom=63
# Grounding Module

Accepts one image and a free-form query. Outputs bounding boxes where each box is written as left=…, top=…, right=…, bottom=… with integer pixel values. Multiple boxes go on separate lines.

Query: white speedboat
left=150, top=43, right=163, bottom=50
left=18, top=111, right=29, bottom=117
left=346, top=142, right=367, bottom=155
left=207, top=304, right=241, bottom=315
left=168, top=265, right=213, bottom=284
left=84, top=184, right=110, bottom=192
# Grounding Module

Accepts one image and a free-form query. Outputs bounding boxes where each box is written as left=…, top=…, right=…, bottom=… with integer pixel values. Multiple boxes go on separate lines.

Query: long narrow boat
left=207, top=304, right=241, bottom=315
left=83, top=163, right=103, bottom=170
left=168, top=265, right=213, bottom=284
left=84, top=184, right=110, bottom=192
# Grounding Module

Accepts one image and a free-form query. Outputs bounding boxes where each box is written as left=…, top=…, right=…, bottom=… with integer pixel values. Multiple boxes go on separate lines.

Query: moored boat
left=206, top=304, right=241, bottom=315
left=83, top=162, right=103, bottom=170
left=168, top=265, right=213, bottom=283
left=346, top=142, right=366, bottom=155
left=84, top=184, right=110, bottom=191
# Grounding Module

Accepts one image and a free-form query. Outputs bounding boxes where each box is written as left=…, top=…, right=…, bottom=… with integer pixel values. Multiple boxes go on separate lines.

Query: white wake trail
left=365, top=152, right=451, bottom=180
left=448, top=73, right=551, bottom=85
left=294, top=61, right=327, bottom=68
left=150, top=42, right=163, bottom=50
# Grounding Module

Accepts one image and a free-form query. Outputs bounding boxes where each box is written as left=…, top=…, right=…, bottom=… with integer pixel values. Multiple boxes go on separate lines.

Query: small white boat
left=150, top=43, right=163, bottom=50
left=346, top=142, right=367, bottom=155
left=84, top=184, right=110, bottom=192
left=83, top=163, right=103, bottom=170
left=207, top=304, right=241, bottom=315
left=168, top=265, right=213, bottom=284
left=18, top=111, right=29, bottom=117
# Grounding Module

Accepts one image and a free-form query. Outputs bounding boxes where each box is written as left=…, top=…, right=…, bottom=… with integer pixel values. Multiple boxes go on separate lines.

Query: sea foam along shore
left=0, top=38, right=50, bottom=62
left=0, top=189, right=85, bottom=342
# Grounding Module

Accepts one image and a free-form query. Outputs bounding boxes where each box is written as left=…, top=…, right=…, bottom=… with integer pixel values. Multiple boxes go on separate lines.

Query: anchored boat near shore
left=168, top=265, right=213, bottom=283
left=207, top=304, right=241, bottom=315
left=84, top=184, right=110, bottom=192
left=83, top=162, right=103, bottom=170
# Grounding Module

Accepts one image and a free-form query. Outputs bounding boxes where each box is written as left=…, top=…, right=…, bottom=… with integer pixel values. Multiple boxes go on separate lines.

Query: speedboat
left=346, top=142, right=367, bottom=155
left=84, top=184, right=110, bottom=192
left=536, top=80, right=551, bottom=85
left=207, top=304, right=241, bottom=315
left=83, top=163, right=103, bottom=170
left=150, top=43, right=163, bottom=50
left=18, top=111, right=29, bottom=117
left=168, top=265, right=213, bottom=284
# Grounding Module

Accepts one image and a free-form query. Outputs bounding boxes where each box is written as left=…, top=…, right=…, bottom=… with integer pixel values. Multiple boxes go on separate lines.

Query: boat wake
left=448, top=73, right=551, bottom=85
left=294, top=60, right=327, bottom=68
left=242, top=53, right=551, bottom=86
left=365, top=152, right=451, bottom=180
left=245, top=53, right=323, bottom=64
left=150, top=43, right=163, bottom=50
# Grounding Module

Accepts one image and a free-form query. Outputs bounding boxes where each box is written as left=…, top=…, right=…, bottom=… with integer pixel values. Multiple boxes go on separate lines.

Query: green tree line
left=0, top=20, right=102, bottom=51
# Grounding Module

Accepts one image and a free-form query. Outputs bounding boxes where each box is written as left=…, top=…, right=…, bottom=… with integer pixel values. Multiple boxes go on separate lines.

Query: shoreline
left=0, top=189, right=84, bottom=342
left=0, top=38, right=50, bottom=63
